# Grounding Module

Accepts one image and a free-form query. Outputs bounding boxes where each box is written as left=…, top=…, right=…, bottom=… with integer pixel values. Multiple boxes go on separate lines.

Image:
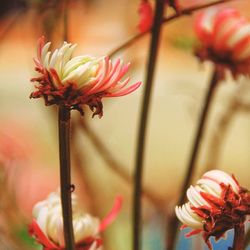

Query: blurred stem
left=77, top=117, right=164, bottom=211
left=108, top=0, right=234, bottom=58
left=232, top=224, right=244, bottom=250
left=0, top=10, right=25, bottom=42
left=58, top=106, right=75, bottom=250
left=133, top=1, right=165, bottom=250
left=166, top=68, right=219, bottom=250
left=63, top=0, right=69, bottom=41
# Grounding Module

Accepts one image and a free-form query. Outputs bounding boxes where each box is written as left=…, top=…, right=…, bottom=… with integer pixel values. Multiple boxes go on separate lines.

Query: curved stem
left=133, top=1, right=166, bottom=250
left=77, top=117, right=164, bottom=210
left=232, top=224, right=245, bottom=250
left=167, top=68, right=219, bottom=250
left=108, top=0, right=235, bottom=58
left=58, top=105, right=75, bottom=250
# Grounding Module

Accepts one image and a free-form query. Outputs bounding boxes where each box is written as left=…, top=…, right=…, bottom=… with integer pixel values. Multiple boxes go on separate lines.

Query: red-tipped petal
left=98, top=196, right=123, bottom=232
left=29, top=219, right=61, bottom=249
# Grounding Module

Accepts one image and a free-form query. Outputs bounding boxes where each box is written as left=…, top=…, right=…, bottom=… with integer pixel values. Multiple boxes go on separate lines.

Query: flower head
left=137, top=1, right=153, bottom=33
left=30, top=37, right=141, bottom=117
left=194, top=8, right=250, bottom=79
left=29, top=191, right=122, bottom=250
left=175, top=170, right=250, bottom=249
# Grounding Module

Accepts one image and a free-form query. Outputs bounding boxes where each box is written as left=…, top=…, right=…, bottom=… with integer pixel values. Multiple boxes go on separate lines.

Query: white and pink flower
left=29, top=191, right=122, bottom=250
left=30, top=37, right=142, bottom=117
left=175, top=170, right=250, bottom=249
left=194, top=8, right=250, bottom=78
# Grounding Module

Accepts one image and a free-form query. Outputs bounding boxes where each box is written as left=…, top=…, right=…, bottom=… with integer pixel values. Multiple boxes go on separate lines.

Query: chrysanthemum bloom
left=175, top=170, right=250, bottom=249
left=29, top=191, right=122, bottom=250
left=137, top=1, right=153, bottom=33
left=194, top=8, right=250, bottom=80
left=30, top=37, right=141, bottom=117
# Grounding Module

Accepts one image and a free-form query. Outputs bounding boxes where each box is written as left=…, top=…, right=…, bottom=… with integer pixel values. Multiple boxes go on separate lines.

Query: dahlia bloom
left=194, top=8, right=250, bottom=79
left=30, top=37, right=141, bottom=117
left=175, top=170, right=250, bottom=249
left=29, top=191, right=122, bottom=250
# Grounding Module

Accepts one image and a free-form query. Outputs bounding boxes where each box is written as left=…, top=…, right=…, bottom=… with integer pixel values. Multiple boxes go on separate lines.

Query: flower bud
left=194, top=8, right=250, bottom=79
left=175, top=170, right=250, bottom=249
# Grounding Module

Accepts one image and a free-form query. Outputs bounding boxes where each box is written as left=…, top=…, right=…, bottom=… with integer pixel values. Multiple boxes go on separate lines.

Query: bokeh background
left=0, top=0, right=249, bottom=249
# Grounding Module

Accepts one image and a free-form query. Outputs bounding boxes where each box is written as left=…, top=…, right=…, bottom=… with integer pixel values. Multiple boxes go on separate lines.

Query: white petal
left=203, top=170, right=239, bottom=193
left=227, top=24, right=250, bottom=48
left=41, top=42, right=51, bottom=62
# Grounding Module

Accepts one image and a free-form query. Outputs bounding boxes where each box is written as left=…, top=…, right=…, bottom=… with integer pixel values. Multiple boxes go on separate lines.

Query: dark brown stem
left=166, top=68, right=219, bottom=250
left=77, top=117, right=164, bottom=210
left=58, top=105, right=75, bottom=250
left=232, top=224, right=245, bottom=250
left=133, top=1, right=165, bottom=250
left=108, top=0, right=235, bottom=58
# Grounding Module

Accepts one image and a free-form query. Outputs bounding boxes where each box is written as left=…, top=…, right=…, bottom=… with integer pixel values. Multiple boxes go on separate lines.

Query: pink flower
left=29, top=192, right=122, bottom=250
left=175, top=170, right=250, bottom=249
left=137, top=1, right=153, bottom=33
left=30, top=37, right=142, bottom=117
left=194, top=8, right=250, bottom=79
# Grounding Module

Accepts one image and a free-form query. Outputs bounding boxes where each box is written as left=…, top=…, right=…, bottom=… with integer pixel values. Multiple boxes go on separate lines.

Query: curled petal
left=99, top=196, right=123, bottom=232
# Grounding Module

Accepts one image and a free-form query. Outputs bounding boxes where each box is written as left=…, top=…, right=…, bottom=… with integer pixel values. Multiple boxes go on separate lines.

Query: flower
left=194, top=8, right=250, bottom=79
left=175, top=170, right=250, bottom=249
left=137, top=1, right=153, bottom=33
left=29, top=191, right=122, bottom=250
left=166, top=0, right=180, bottom=12
left=30, top=37, right=142, bottom=117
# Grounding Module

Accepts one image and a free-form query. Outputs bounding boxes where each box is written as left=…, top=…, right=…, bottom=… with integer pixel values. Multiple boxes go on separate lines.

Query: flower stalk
left=58, top=105, right=75, bottom=250
left=167, top=68, right=219, bottom=250
left=108, top=0, right=235, bottom=58
left=133, top=0, right=165, bottom=250
left=232, top=224, right=245, bottom=250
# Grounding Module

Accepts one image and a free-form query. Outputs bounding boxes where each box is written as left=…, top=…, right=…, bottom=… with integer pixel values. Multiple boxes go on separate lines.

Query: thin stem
left=58, top=105, right=75, bottom=250
left=63, top=0, right=69, bottom=41
left=232, top=224, right=245, bottom=250
left=108, top=0, right=235, bottom=58
left=166, top=68, right=219, bottom=250
left=77, top=117, right=164, bottom=210
left=133, top=1, right=165, bottom=250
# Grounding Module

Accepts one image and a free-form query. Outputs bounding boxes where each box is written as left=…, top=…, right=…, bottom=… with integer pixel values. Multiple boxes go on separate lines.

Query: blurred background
left=0, top=0, right=249, bottom=249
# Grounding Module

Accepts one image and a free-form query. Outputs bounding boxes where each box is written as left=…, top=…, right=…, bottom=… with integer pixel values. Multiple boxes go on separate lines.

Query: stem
left=108, top=0, right=235, bottom=58
left=58, top=105, right=75, bottom=250
left=232, top=224, right=245, bottom=250
left=77, top=117, right=164, bottom=211
left=63, top=0, right=69, bottom=41
left=133, top=1, right=165, bottom=250
left=167, top=68, right=219, bottom=250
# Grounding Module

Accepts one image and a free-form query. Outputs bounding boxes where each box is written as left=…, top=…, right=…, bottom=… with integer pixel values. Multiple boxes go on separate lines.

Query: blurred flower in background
left=195, top=8, right=250, bottom=79
left=29, top=191, right=122, bottom=250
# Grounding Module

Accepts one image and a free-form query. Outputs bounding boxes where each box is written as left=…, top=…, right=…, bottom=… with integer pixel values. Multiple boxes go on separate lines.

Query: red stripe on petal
left=200, top=192, right=224, bottom=208
left=185, top=229, right=202, bottom=237
left=38, top=36, right=45, bottom=61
